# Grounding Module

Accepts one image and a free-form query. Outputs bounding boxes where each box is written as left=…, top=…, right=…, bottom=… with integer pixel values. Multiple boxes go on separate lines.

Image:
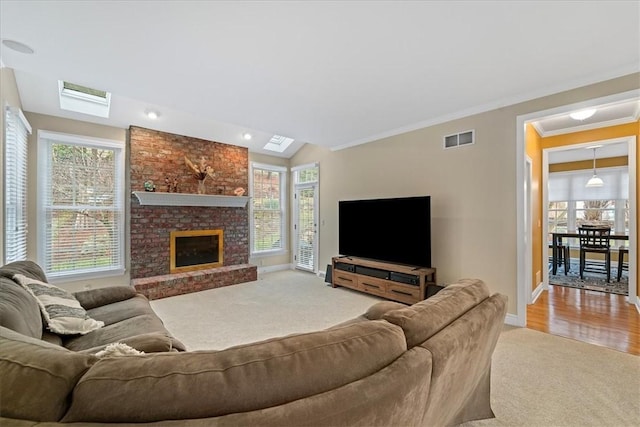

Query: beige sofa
left=1, top=260, right=507, bottom=426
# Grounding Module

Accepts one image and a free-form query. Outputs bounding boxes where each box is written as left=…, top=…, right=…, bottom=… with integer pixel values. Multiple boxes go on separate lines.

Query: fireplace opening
left=170, top=229, right=223, bottom=273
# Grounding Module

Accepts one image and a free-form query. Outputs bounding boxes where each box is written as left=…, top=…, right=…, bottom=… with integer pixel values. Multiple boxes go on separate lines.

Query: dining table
left=550, top=232, right=629, bottom=275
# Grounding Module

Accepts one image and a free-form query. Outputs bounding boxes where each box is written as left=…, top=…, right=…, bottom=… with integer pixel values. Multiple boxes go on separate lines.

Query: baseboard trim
left=257, top=264, right=293, bottom=274
left=530, top=282, right=546, bottom=304
left=505, top=313, right=524, bottom=327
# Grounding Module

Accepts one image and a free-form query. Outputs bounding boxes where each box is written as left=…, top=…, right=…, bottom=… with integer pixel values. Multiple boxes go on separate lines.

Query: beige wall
left=291, top=73, right=640, bottom=316
left=23, top=112, right=128, bottom=292
left=0, top=67, right=24, bottom=264
left=3, top=68, right=639, bottom=307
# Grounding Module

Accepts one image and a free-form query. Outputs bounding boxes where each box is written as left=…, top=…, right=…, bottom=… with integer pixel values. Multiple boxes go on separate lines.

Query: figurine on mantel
left=185, top=156, right=215, bottom=194
left=234, top=187, right=245, bottom=196
left=165, top=176, right=179, bottom=193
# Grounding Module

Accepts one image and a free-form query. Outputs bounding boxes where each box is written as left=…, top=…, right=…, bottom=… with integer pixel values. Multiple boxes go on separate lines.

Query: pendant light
left=585, top=147, right=603, bottom=188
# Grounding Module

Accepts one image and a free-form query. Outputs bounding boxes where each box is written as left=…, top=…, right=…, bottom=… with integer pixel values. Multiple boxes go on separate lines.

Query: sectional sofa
left=1, top=260, right=507, bottom=426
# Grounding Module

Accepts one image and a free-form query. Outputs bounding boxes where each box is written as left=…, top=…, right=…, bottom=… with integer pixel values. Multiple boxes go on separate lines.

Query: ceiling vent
left=58, top=81, right=111, bottom=118
left=444, top=130, right=474, bottom=149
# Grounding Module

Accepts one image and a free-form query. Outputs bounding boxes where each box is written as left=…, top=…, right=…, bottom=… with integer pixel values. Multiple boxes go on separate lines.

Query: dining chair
left=617, top=246, right=629, bottom=282
left=550, top=241, right=571, bottom=275
left=578, top=226, right=611, bottom=282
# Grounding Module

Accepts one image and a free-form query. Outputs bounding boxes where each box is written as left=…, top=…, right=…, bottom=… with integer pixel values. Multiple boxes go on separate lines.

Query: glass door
left=293, top=164, right=319, bottom=272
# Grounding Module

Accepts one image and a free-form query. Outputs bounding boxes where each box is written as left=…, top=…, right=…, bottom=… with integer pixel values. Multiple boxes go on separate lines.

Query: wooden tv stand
left=331, top=257, right=437, bottom=305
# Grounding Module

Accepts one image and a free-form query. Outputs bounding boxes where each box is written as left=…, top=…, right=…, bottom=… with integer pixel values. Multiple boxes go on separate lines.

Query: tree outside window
left=251, top=164, right=287, bottom=253
left=38, top=133, right=124, bottom=280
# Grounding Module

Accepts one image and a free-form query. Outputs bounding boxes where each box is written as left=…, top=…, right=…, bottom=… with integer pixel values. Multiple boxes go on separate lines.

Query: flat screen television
left=338, top=196, right=431, bottom=268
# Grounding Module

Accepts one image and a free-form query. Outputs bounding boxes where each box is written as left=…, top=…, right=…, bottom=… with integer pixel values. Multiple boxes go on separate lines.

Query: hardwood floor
left=527, top=285, right=640, bottom=356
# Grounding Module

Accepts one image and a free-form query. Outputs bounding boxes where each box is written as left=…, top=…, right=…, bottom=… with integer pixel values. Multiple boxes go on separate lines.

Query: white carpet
left=151, top=269, right=640, bottom=426
left=150, top=269, right=383, bottom=350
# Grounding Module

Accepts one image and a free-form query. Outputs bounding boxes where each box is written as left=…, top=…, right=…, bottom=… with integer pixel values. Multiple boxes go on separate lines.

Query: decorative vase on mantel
left=197, top=179, right=206, bottom=195
left=185, top=156, right=215, bottom=196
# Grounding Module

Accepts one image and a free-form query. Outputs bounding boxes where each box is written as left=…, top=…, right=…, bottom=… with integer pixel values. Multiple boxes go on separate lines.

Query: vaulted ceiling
left=1, top=1, right=639, bottom=158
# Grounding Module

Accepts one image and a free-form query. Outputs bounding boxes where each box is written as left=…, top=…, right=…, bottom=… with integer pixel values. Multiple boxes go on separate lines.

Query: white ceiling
left=1, top=1, right=639, bottom=158
left=547, top=141, right=629, bottom=164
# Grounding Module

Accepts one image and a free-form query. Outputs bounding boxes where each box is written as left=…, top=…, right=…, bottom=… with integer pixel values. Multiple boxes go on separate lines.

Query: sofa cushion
left=41, top=330, right=63, bottom=346
left=77, top=332, right=174, bottom=354
left=0, top=276, right=43, bottom=339
left=63, top=313, right=170, bottom=352
left=0, top=326, right=96, bottom=422
left=62, top=320, right=407, bottom=423
left=85, top=294, right=157, bottom=326
left=13, top=274, right=104, bottom=335
left=383, top=278, right=490, bottom=348
left=73, top=286, right=137, bottom=310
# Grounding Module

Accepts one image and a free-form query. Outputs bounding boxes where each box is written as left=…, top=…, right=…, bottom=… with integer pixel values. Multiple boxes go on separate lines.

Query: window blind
left=38, top=132, right=124, bottom=280
left=251, top=163, right=287, bottom=254
left=548, top=167, right=629, bottom=202
left=4, top=107, right=31, bottom=263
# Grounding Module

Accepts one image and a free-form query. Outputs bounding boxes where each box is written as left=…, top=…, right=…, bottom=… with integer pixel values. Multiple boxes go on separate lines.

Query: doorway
left=292, top=164, right=319, bottom=273
left=542, top=138, right=632, bottom=293
left=516, top=89, right=639, bottom=330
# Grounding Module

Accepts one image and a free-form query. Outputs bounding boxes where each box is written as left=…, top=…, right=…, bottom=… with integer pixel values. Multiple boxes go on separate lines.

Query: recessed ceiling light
left=569, top=109, right=596, bottom=121
left=242, top=132, right=252, bottom=141
left=1, top=39, right=34, bottom=54
left=146, top=111, right=159, bottom=119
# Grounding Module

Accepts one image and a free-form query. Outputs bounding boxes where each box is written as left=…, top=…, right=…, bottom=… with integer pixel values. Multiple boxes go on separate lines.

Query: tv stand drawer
left=387, top=283, right=420, bottom=304
left=358, top=276, right=388, bottom=297
left=334, top=271, right=357, bottom=288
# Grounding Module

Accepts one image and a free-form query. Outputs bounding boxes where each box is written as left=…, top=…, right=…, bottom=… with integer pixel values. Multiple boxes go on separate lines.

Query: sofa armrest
left=73, top=286, right=137, bottom=310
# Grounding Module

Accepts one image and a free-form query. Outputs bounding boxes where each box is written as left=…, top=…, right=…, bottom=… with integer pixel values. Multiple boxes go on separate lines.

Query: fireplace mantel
left=132, top=191, right=250, bottom=208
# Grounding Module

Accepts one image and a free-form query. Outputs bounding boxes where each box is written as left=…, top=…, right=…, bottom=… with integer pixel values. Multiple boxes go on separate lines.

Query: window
left=548, top=167, right=629, bottom=245
left=293, top=164, right=319, bottom=184
left=263, top=134, right=295, bottom=153
left=58, top=80, right=111, bottom=118
left=37, top=131, right=124, bottom=281
left=549, top=200, right=627, bottom=230
left=4, top=107, right=31, bottom=263
left=548, top=201, right=568, bottom=234
left=250, top=163, right=287, bottom=254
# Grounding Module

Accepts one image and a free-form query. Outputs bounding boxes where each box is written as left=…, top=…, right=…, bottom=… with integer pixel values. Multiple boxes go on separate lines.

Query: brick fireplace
left=129, top=126, right=257, bottom=299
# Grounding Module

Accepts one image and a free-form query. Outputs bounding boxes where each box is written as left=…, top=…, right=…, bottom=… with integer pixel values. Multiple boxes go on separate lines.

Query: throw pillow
left=13, top=274, right=104, bottom=335
left=95, top=342, right=144, bottom=357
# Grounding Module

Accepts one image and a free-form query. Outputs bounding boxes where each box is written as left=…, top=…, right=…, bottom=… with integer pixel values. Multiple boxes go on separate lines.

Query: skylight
left=264, top=134, right=294, bottom=153
left=58, top=80, right=111, bottom=118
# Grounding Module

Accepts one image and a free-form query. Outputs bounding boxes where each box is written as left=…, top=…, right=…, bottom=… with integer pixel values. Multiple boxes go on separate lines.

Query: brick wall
left=129, top=126, right=250, bottom=279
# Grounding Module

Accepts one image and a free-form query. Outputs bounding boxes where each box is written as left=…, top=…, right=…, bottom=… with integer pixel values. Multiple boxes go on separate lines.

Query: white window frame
left=291, top=163, right=320, bottom=272
left=37, top=130, right=125, bottom=282
left=3, top=106, right=32, bottom=263
left=249, top=162, right=288, bottom=256
left=548, top=199, right=629, bottom=246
